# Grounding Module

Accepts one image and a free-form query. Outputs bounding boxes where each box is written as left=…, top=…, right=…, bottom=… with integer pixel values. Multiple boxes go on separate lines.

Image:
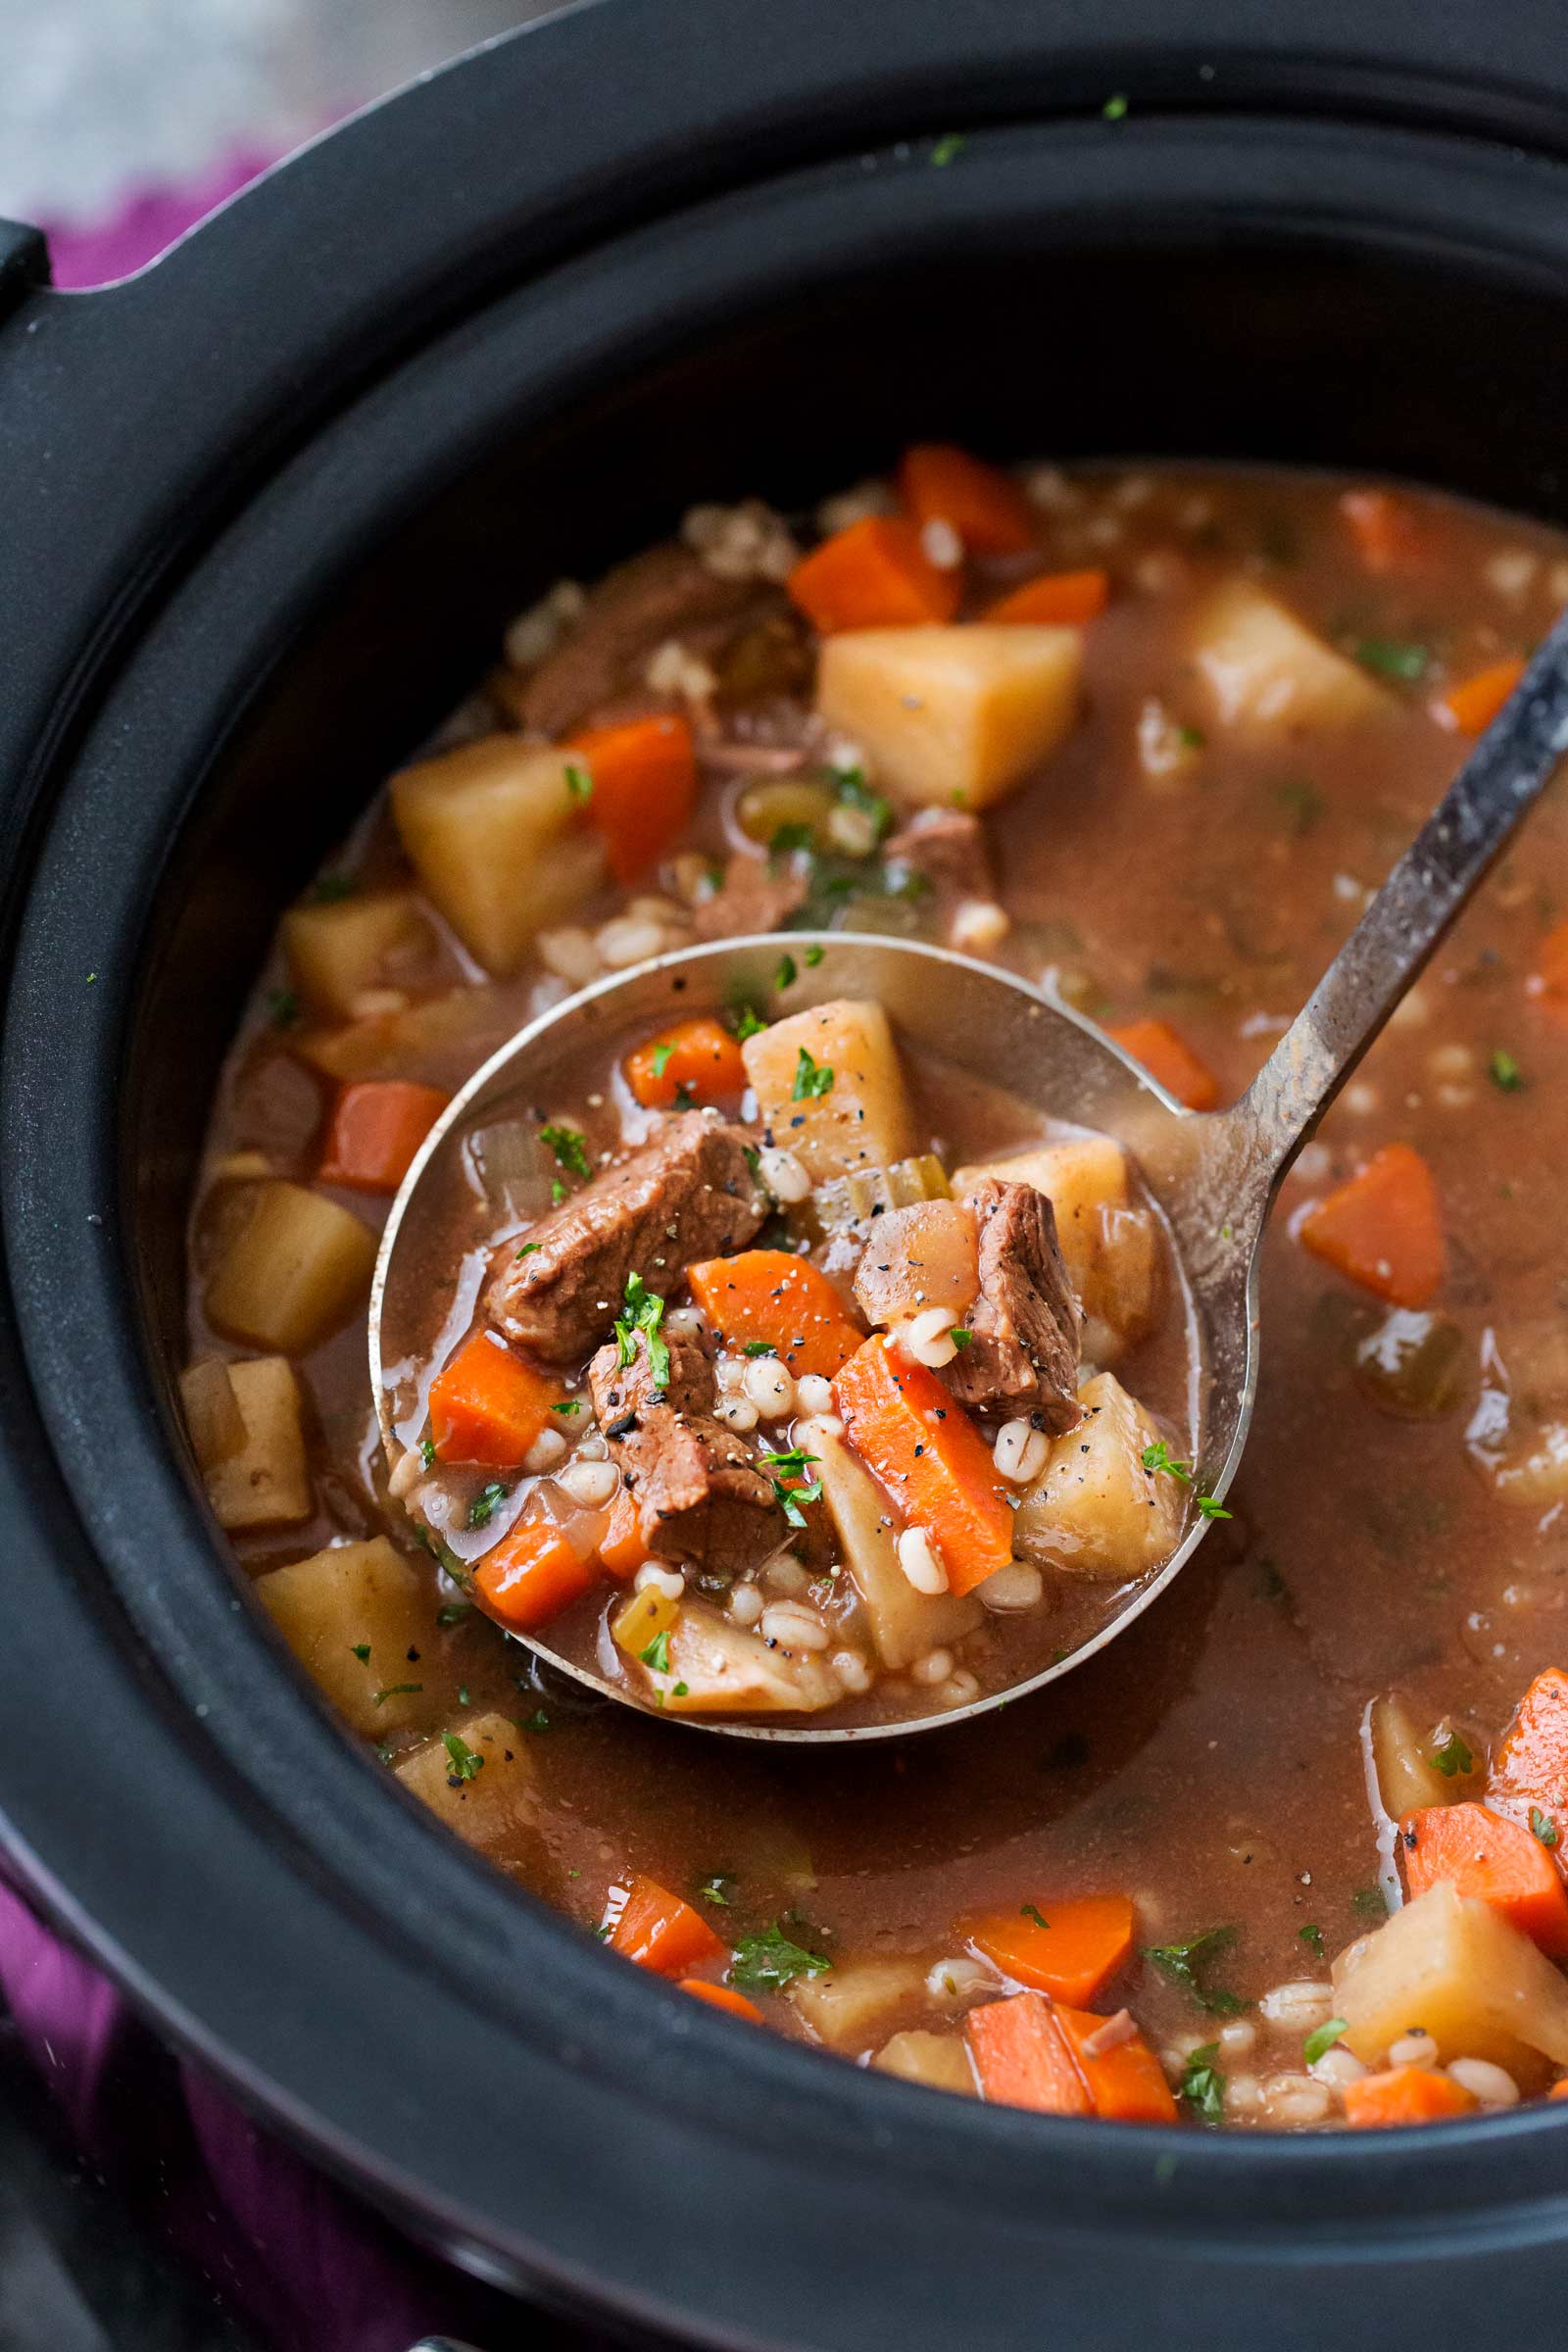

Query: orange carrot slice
left=1298, top=1143, right=1445, bottom=1308
left=1342, top=2066, right=1475, bottom=2128
left=1107, top=1016, right=1221, bottom=1111
left=623, top=1016, right=748, bottom=1110
left=689, top=1250, right=863, bottom=1378
left=598, top=1491, right=649, bottom=1582
left=966, top=1990, right=1094, bottom=2115
left=428, top=1331, right=565, bottom=1464
left=680, top=1978, right=764, bottom=2023
left=1439, top=656, right=1527, bottom=737
left=565, top=712, right=697, bottom=884
left=1400, top=1801, right=1568, bottom=1957
left=1488, top=1668, right=1568, bottom=1860
left=609, top=1875, right=726, bottom=1976
left=1536, top=921, right=1568, bottom=1001
left=967, top=1896, right=1136, bottom=2005
left=984, top=569, right=1109, bottom=627
left=897, top=443, right=1036, bottom=556
left=787, top=515, right=961, bottom=634
left=1339, top=487, right=1417, bottom=574
left=473, top=1519, right=598, bottom=1631
left=318, top=1079, right=449, bottom=1194
left=1550, top=2080, right=1568, bottom=2100
left=1054, top=2003, right=1179, bottom=2123
left=832, top=1335, right=1012, bottom=1595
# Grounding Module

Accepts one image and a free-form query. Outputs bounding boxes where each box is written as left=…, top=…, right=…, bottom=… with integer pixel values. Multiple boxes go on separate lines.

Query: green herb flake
left=699, top=1873, right=737, bottom=1907
left=436, top=1600, right=473, bottom=1628
left=1196, top=1494, right=1232, bottom=1520
left=373, top=1682, right=423, bottom=1706
left=1142, top=1926, right=1249, bottom=2016
left=442, top=1731, right=484, bottom=1783
left=650, top=1041, right=676, bottom=1079
left=792, top=1048, right=835, bottom=1101
left=1490, top=1047, right=1525, bottom=1093
left=776, top=954, right=799, bottom=990
left=804, top=945, right=825, bottom=967
left=1298, top=1923, right=1325, bottom=1961
left=516, top=1709, right=551, bottom=1734
left=769, top=821, right=815, bottom=858
left=266, top=986, right=300, bottom=1028
left=1431, top=1732, right=1474, bottom=1779
left=540, top=1123, right=592, bottom=1182
left=1352, top=636, right=1430, bottom=683
left=949, top=1327, right=974, bottom=1350
left=640, top=1629, right=672, bottom=1674
left=1141, top=1441, right=1194, bottom=1484
left=514, top=1240, right=542, bottom=1259
left=418, top=1436, right=437, bottom=1470
left=733, top=1005, right=769, bottom=1043
left=1021, top=1902, right=1051, bottom=1932
left=1351, top=1884, right=1389, bottom=1921
left=1179, top=2043, right=1226, bottom=2127
left=1532, top=1807, right=1560, bottom=1850
left=467, top=1480, right=510, bottom=1531
left=930, top=131, right=966, bottom=167
left=1102, top=92, right=1129, bottom=120
left=551, top=1398, right=581, bottom=1415
left=564, top=761, right=593, bottom=803
left=351, top=1642, right=371, bottom=1663
left=614, top=1270, right=670, bottom=1389
left=730, top=1922, right=833, bottom=1992
left=1303, top=2017, right=1348, bottom=2068
left=743, top=1340, right=777, bottom=1357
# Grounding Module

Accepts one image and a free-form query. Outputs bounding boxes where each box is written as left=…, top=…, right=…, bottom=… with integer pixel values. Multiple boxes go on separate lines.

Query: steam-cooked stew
left=184, top=450, right=1568, bottom=2129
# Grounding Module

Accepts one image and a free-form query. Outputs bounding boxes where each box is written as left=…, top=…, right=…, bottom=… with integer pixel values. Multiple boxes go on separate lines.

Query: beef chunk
left=943, top=1178, right=1082, bottom=1432
left=589, top=1327, right=783, bottom=1578
left=693, top=851, right=809, bottom=942
left=486, top=1114, right=766, bottom=1362
left=883, top=808, right=995, bottom=906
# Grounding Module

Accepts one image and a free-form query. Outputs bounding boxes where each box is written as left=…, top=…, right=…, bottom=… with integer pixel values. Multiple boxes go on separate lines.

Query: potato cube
left=1192, top=580, right=1385, bottom=735
left=256, top=1536, right=435, bottom=1734
left=204, top=1180, right=377, bottom=1354
left=202, top=1355, right=312, bottom=1530
left=390, top=734, right=606, bottom=974
left=816, top=625, right=1082, bottom=808
left=873, top=2030, right=977, bottom=2095
left=1369, top=1692, right=1461, bottom=1820
left=1333, top=1880, right=1568, bottom=2084
left=1014, top=1371, right=1185, bottom=1579
left=808, top=1417, right=981, bottom=1669
left=296, top=988, right=494, bottom=1085
left=853, top=1198, right=978, bottom=1329
left=954, top=1137, right=1160, bottom=1359
left=658, top=1599, right=840, bottom=1714
left=789, top=1957, right=929, bottom=2052
left=395, top=1710, right=537, bottom=1863
left=742, top=1000, right=914, bottom=1184
left=281, top=890, right=432, bottom=1020
left=179, top=1358, right=246, bottom=1470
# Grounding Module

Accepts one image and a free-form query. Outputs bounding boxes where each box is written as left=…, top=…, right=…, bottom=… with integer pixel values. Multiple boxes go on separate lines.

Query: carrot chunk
left=427, top=1331, right=565, bottom=1464
left=598, top=1490, right=648, bottom=1581
left=833, top=1336, right=1013, bottom=1595
left=1339, top=487, right=1418, bottom=574
left=680, top=1977, right=764, bottom=2023
left=984, top=569, right=1109, bottom=627
left=967, top=1896, right=1136, bottom=2006
left=1439, top=656, right=1527, bottom=738
left=787, top=516, right=961, bottom=634
left=1536, top=921, right=1568, bottom=1002
left=1298, top=1143, right=1445, bottom=1308
left=897, top=443, right=1036, bottom=557
left=609, top=1875, right=725, bottom=1976
left=1342, top=2065, right=1476, bottom=2128
left=474, top=1519, right=599, bottom=1631
left=1488, top=1667, right=1568, bottom=1859
left=1107, top=1017, right=1221, bottom=1112
left=318, top=1079, right=449, bottom=1194
left=1400, top=1801, right=1568, bottom=1958
left=1550, top=2080, right=1568, bottom=2101
left=689, top=1250, right=863, bottom=1378
left=966, top=1990, right=1094, bottom=2115
left=623, top=1016, right=748, bottom=1110
left=1054, top=2003, right=1179, bottom=2123
left=565, top=712, right=697, bottom=884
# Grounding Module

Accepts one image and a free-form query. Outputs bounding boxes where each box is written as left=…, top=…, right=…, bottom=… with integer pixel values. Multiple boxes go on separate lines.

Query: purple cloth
left=43, top=148, right=286, bottom=288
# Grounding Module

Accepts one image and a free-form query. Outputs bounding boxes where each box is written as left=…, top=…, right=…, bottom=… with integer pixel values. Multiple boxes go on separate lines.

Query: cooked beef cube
left=943, top=1178, right=1081, bottom=1432
left=883, top=808, right=995, bottom=906
left=486, top=1114, right=766, bottom=1362
left=693, top=851, right=809, bottom=942
left=588, top=1327, right=782, bottom=1578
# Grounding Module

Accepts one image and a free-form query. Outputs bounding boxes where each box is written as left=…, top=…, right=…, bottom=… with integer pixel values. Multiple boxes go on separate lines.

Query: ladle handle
left=1234, top=606, right=1568, bottom=1180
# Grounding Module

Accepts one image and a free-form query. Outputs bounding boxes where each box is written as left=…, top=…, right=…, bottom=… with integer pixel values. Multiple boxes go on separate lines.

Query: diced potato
left=1192, top=580, right=1385, bottom=735
left=201, top=1355, right=312, bottom=1529
left=853, top=1199, right=978, bottom=1328
left=395, top=1710, right=537, bottom=1861
left=742, top=1000, right=914, bottom=1184
left=1333, top=1880, right=1568, bottom=2085
left=657, top=1598, right=841, bottom=1714
left=204, top=1180, right=377, bottom=1354
left=1369, top=1692, right=1461, bottom=1819
left=953, top=1137, right=1160, bottom=1359
left=816, top=625, right=1082, bottom=809
left=873, top=2029, right=977, bottom=2095
left=390, top=734, right=606, bottom=974
left=1014, top=1371, right=1185, bottom=1579
left=612, top=1584, right=680, bottom=1663
left=295, top=987, right=497, bottom=1085
left=281, top=890, right=432, bottom=1020
left=256, top=1536, right=435, bottom=1734
left=179, top=1358, right=246, bottom=1470
left=808, top=1417, right=981, bottom=1668
left=789, top=1957, right=928, bottom=2052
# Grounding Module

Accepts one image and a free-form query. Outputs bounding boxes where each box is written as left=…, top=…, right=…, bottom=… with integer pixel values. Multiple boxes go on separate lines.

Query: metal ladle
left=371, top=614, right=1568, bottom=1740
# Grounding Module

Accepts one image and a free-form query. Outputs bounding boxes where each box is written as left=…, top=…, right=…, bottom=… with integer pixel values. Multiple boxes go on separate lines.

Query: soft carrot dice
left=898, top=443, right=1036, bottom=556
left=1438, top=656, right=1527, bottom=737
left=473, top=1519, right=598, bottom=1631
left=1488, top=1668, right=1568, bottom=1861
left=598, top=1491, right=649, bottom=1581
left=985, top=569, right=1109, bottom=627
left=1342, top=2065, right=1476, bottom=2128
left=832, top=1336, right=1012, bottom=1595
left=318, top=1079, right=450, bottom=1194
left=565, top=712, right=697, bottom=883
left=624, top=1016, right=748, bottom=1110
left=967, top=1896, right=1136, bottom=2006
left=1053, top=2004, right=1179, bottom=2123
left=1550, top=2079, right=1568, bottom=2100
left=680, top=1978, right=763, bottom=2023
left=428, top=1330, right=565, bottom=1464
left=787, top=516, right=961, bottom=634
left=1339, top=487, right=1418, bottom=574
left=1533, top=921, right=1568, bottom=1002
left=1107, top=1017, right=1221, bottom=1112
left=1400, top=1801, right=1568, bottom=1958
left=966, top=1990, right=1094, bottom=2115
left=1298, top=1143, right=1445, bottom=1309
left=609, top=1875, right=725, bottom=1976
left=689, top=1250, right=863, bottom=1378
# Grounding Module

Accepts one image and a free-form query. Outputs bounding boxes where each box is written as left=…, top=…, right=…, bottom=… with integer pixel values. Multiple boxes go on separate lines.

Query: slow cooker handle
left=0, top=218, right=48, bottom=322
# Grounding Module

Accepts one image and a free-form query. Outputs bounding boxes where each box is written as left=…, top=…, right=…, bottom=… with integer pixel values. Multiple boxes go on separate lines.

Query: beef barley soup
left=184, top=449, right=1568, bottom=2129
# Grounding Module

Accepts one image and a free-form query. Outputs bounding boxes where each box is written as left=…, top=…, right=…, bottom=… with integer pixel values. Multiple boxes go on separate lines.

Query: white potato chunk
left=873, top=2030, right=977, bottom=2095
left=656, top=1598, right=841, bottom=1714
left=816, top=624, right=1082, bottom=808
left=1333, top=1880, right=1568, bottom=2086
left=204, top=1181, right=377, bottom=1354
left=1368, top=1692, right=1461, bottom=1820
left=256, top=1536, right=435, bottom=1734
left=390, top=733, right=606, bottom=974
left=742, top=999, right=914, bottom=1183
left=789, top=1957, right=928, bottom=2052
left=201, top=1355, right=311, bottom=1530
left=295, top=987, right=492, bottom=1084
left=1485, top=1419, right=1568, bottom=1507
left=1192, top=580, right=1385, bottom=735
left=1013, top=1371, right=1185, bottom=1579
left=954, top=1136, right=1159, bottom=1359
left=853, top=1199, right=979, bottom=1328
left=395, top=1710, right=537, bottom=1862
left=281, top=889, right=432, bottom=1020
left=808, top=1417, right=981, bottom=1668
left=179, top=1358, right=246, bottom=1471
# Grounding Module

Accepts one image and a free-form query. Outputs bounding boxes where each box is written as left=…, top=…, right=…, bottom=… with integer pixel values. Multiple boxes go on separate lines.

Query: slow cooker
left=3, top=2, right=1568, bottom=2341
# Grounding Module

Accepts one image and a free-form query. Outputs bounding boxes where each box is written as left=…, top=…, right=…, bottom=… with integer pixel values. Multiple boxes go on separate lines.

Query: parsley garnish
left=1352, top=636, right=1429, bottom=682
left=266, top=985, right=299, bottom=1028
left=514, top=1241, right=542, bottom=1259
left=1303, top=2018, right=1348, bottom=2067
left=792, top=1048, right=834, bottom=1101
left=1532, top=1807, right=1559, bottom=1849
left=442, top=1732, right=484, bottom=1783
left=730, top=1923, right=832, bottom=1992
left=1298, top=1923, right=1325, bottom=1961
left=1431, top=1732, right=1473, bottom=1779
left=743, top=1341, right=776, bottom=1358
left=1142, top=1927, right=1249, bottom=2015
left=760, top=1446, right=823, bottom=1528
left=374, top=1682, right=422, bottom=1706
left=551, top=1398, right=581, bottom=1414
left=835, top=768, right=893, bottom=844
left=540, top=1123, right=592, bottom=1182
left=641, top=1629, right=671, bottom=1673
left=650, top=1041, right=675, bottom=1079
left=769, top=821, right=815, bottom=858
left=733, top=1005, right=768, bottom=1042
left=930, top=131, right=966, bottom=167
left=1196, top=1494, right=1233, bottom=1520
left=436, top=1600, right=472, bottom=1628
left=564, top=761, right=593, bottom=803
left=950, top=1327, right=974, bottom=1349
left=351, top=1642, right=371, bottom=1663
left=1351, top=1884, right=1389, bottom=1920
left=699, top=1873, right=736, bottom=1907
left=1490, top=1047, right=1525, bottom=1093
left=1179, top=2043, right=1225, bottom=2127
left=776, top=954, right=798, bottom=990
left=418, top=1436, right=437, bottom=1470
left=1021, top=1902, right=1051, bottom=1932
left=614, top=1270, right=670, bottom=1389
left=1142, top=1441, right=1193, bottom=1483
left=1102, top=91, right=1129, bottom=120
left=467, top=1480, right=509, bottom=1530
left=515, top=1710, right=551, bottom=1733
left=805, top=944, right=825, bottom=967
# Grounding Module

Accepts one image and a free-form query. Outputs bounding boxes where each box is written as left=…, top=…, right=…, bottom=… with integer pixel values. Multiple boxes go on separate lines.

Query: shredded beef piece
left=943, top=1178, right=1082, bottom=1432
left=588, top=1327, right=782, bottom=1578
left=486, top=1114, right=765, bottom=1362
left=883, top=808, right=995, bottom=906
left=693, top=852, right=809, bottom=942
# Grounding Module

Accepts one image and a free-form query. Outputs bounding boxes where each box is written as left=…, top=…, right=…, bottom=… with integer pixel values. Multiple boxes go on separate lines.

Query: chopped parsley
left=1351, top=1884, right=1389, bottom=1921
left=467, top=1480, right=510, bottom=1530
left=730, top=1922, right=832, bottom=1992
left=950, top=1327, right=974, bottom=1349
left=1352, top=636, right=1429, bottom=683
left=769, top=820, right=815, bottom=858
left=418, top=1436, right=437, bottom=1470
left=1532, top=1807, right=1559, bottom=1849
left=350, top=1642, right=371, bottom=1663
left=776, top=953, right=799, bottom=990
left=564, top=760, right=593, bottom=803
left=792, top=1048, right=835, bottom=1101
left=760, top=1446, right=823, bottom=1528
left=1490, top=1047, right=1525, bottom=1092
left=1142, top=1441, right=1193, bottom=1483
left=1298, top=1923, right=1325, bottom=1961
left=650, top=1041, right=676, bottom=1079
left=640, top=1629, right=672, bottom=1674
left=436, top=1600, right=472, bottom=1628
left=540, top=1122, right=592, bottom=1182
left=835, top=767, right=893, bottom=845
left=1102, top=91, right=1129, bottom=120
left=442, top=1731, right=484, bottom=1783
left=514, top=1241, right=542, bottom=1259
left=1142, top=1926, right=1249, bottom=2016
left=373, top=1682, right=422, bottom=1706
left=1178, top=2043, right=1226, bottom=2127
left=1431, top=1732, right=1474, bottom=1779
left=1021, top=1902, right=1050, bottom=1932
left=805, top=944, right=825, bottom=967
left=1303, top=2017, right=1348, bottom=2068
left=733, top=1004, right=768, bottom=1043
left=551, top=1398, right=581, bottom=1415
left=929, top=131, right=966, bottom=167
left=699, top=1873, right=736, bottom=1907
left=743, top=1340, right=777, bottom=1357
left=266, top=985, right=300, bottom=1028
left=515, top=1710, right=551, bottom=1734
left=1196, top=1494, right=1233, bottom=1520
left=614, top=1270, right=670, bottom=1389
